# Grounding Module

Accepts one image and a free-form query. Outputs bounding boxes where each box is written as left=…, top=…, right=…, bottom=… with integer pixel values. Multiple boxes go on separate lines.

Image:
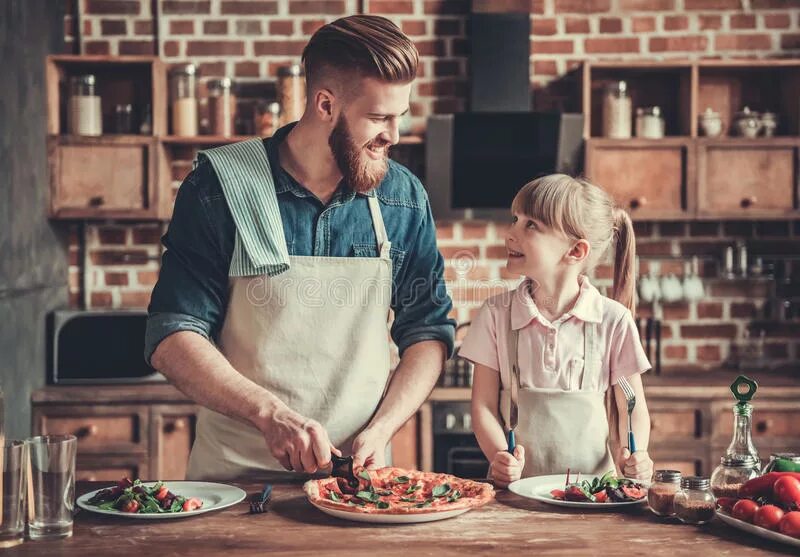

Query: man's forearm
left=150, top=330, right=285, bottom=431
left=365, top=339, right=446, bottom=439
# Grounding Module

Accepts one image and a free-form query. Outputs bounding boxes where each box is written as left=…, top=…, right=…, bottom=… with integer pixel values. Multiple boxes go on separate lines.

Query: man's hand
left=260, top=406, right=336, bottom=473
left=352, top=427, right=391, bottom=470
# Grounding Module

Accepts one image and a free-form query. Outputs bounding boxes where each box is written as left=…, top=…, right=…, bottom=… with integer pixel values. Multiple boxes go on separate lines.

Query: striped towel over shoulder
left=198, top=138, right=290, bottom=277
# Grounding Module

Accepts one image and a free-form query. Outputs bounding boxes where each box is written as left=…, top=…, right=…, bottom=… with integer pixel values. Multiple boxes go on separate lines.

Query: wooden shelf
left=161, top=135, right=258, bottom=145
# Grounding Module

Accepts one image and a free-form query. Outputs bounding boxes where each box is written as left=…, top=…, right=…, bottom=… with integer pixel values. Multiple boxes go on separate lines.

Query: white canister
left=602, top=81, right=632, bottom=139
left=699, top=108, right=723, bottom=137
left=67, top=75, right=102, bottom=136
left=635, top=106, right=665, bottom=139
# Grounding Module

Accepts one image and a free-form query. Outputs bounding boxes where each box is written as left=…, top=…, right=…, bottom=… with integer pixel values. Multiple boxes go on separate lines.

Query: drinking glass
left=27, top=435, right=76, bottom=540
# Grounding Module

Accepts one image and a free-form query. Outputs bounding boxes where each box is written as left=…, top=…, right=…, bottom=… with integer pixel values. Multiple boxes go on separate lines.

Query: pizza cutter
left=330, top=454, right=360, bottom=491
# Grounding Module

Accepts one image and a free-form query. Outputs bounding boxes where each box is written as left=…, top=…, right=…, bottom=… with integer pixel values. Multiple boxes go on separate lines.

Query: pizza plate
left=307, top=498, right=472, bottom=523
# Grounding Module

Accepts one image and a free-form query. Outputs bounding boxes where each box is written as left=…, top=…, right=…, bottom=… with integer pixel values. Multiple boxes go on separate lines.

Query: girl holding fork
left=459, top=174, right=654, bottom=488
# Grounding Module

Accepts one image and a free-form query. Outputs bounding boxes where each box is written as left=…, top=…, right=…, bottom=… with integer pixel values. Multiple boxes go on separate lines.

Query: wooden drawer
left=34, top=405, right=148, bottom=454
left=76, top=455, right=149, bottom=482
left=585, top=138, right=692, bottom=220
left=150, top=406, right=198, bottom=481
left=649, top=408, right=703, bottom=443
left=48, top=135, right=158, bottom=219
left=696, top=140, right=799, bottom=218
left=714, top=401, right=800, bottom=442
left=649, top=453, right=708, bottom=477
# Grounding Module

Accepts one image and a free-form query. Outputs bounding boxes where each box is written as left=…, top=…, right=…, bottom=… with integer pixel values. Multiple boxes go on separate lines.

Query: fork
left=249, top=483, right=273, bottom=514
left=617, top=376, right=637, bottom=454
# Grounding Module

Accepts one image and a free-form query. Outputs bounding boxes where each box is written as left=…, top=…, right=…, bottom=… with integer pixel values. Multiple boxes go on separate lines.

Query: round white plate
left=717, top=511, right=800, bottom=549
left=307, top=498, right=471, bottom=523
left=508, top=474, right=648, bottom=509
left=77, top=481, right=247, bottom=519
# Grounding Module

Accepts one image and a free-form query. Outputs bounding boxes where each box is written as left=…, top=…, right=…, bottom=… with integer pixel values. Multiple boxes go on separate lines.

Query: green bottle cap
left=730, top=375, right=758, bottom=404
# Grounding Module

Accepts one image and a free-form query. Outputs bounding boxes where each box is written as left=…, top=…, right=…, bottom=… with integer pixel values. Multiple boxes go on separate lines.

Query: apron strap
left=367, top=196, right=391, bottom=257
left=505, top=296, right=520, bottom=431
left=580, top=320, right=596, bottom=390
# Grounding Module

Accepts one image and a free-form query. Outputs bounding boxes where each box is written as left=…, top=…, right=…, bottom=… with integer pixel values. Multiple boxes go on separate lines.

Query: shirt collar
left=510, top=275, right=604, bottom=330
left=265, top=123, right=376, bottom=200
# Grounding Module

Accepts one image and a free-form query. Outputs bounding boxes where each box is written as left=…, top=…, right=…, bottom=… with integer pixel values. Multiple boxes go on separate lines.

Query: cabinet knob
left=88, top=196, right=105, bottom=207
left=756, top=419, right=773, bottom=434
left=650, top=419, right=656, bottom=431
left=629, top=197, right=648, bottom=210
left=165, top=418, right=187, bottom=433
left=76, top=424, right=98, bottom=438
left=740, top=196, right=757, bottom=209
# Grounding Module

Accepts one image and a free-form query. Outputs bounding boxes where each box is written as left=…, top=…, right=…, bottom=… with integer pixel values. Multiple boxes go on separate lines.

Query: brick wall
left=62, top=0, right=800, bottom=371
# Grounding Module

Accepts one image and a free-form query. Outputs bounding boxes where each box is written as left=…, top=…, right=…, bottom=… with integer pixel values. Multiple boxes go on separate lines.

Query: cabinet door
left=150, top=406, right=198, bottom=481
left=391, top=413, right=419, bottom=470
left=76, top=455, right=149, bottom=482
left=697, top=140, right=799, bottom=218
left=48, top=136, right=158, bottom=219
left=33, top=404, right=149, bottom=455
left=585, top=139, right=692, bottom=220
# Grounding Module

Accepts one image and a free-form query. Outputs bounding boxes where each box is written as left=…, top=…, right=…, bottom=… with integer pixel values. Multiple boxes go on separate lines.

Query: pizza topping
left=328, top=491, right=341, bottom=502
left=405, top=484, right=422, bottom=494
left=357, top=470, right=371, bottom=481
left=357, top=490, right=381, bottom=503
left=394, top=476, right=410, bottom=484
left=448, top=490, right=462, bottom=503
left=432, top=484, right=450, bottom=497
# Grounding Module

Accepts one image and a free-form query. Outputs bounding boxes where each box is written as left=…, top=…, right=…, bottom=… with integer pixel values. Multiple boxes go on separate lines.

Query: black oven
left=432, top=401, right=489, bottom=479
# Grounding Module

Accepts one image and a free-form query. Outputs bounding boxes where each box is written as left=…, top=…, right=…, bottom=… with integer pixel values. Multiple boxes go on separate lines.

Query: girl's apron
left=500, top=296, right=616, bottom=477
left=185, top=139, right=393, bottom=480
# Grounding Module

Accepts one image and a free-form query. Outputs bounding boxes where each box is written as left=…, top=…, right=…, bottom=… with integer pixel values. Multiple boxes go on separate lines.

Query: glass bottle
left=725, top=375, right=760, bottom=465
left=602, top=81, right=631, bottom=139
left=68, top=74, right=102, bottom=136
left=648, top=469, right=682, bottom=517
left=674, top=477, right=716, bottom=525
left=170, top=64, right=198, bottom=136
left=207, top=78, right=237, bottom=137
left=711, top=455, right=759, bottom=499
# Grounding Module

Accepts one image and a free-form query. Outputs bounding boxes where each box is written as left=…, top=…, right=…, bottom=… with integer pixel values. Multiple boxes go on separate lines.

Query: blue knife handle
left=507, top=430, right=516, bottom=454
left=628, top=431, right=637, bottom=454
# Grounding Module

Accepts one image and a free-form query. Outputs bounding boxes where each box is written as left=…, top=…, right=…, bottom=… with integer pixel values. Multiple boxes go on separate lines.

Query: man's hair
left=301, top=15, right=419, bottom=95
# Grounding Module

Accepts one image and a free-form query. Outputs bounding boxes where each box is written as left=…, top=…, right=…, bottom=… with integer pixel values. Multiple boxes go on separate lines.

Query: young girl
left=460, top=174, right=653, bottom=487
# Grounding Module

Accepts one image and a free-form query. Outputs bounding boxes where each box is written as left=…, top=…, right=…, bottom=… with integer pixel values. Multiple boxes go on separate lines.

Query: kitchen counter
left=5, top=479, right=797, bottom=556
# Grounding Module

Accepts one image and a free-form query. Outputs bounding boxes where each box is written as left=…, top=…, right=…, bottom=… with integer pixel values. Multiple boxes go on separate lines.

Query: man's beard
left=328, top=114, right=390, bottom=194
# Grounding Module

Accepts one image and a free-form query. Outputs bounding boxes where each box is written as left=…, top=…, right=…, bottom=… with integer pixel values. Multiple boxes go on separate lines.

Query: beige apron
left=500, top=297, right=616, bottom=477
left=186, top=193, right=393, bottom=481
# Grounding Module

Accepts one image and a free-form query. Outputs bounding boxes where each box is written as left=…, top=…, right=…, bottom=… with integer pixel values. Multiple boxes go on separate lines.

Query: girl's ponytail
left=612, top=208, right=636, bottom=315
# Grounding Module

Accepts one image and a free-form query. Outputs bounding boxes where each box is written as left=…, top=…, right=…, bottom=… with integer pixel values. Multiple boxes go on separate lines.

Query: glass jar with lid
left=763, top=452, right=800, bottom=474
left=170, top=64, right=198, bottom=136
left=711, top=455, right=759, bottom=499
left=602, top=81, right=632, bottom=139
left=208, top=78, right=237, bottom=137
left=254, top=101, right=281, bottom=137
left=635, top=106, right=665, bottom=139
left=674, top=477, right=716, bottom=525
left=648, top=470, right=682, bottom=517
left=277, top=65, right=306, bottom=127
left=68, top=74, right=102, bottom=136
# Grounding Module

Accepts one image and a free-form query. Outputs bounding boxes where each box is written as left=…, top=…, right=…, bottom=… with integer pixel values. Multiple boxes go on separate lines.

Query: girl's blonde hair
left=511, top=173, right=637, bottom=314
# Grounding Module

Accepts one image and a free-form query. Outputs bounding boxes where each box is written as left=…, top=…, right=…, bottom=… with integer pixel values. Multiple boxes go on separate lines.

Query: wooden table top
left=5, top=479, right=798, bottom=556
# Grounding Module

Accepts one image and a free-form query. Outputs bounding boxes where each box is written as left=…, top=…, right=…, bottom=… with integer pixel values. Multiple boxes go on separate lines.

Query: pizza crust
left=303, top=466, right=495, bottom=515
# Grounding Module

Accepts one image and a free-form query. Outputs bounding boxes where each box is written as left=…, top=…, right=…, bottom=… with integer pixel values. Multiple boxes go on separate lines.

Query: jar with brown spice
left=169, top=64, right=198, bottom=136
left=207, top=78, right=237, bottom=137
left=253, top=101, right=281, bottom=137
left=277, top=65, right=306, bottom=127
left=602, top=81, right=632, bottom=139
left=711, top=455, right=759, bottom=499
left=648, top=470, right=682, bottom=517
left=674, top=477, right=716, bottom=525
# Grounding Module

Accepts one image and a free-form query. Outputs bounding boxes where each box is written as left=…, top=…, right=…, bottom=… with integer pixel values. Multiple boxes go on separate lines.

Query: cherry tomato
left=593, top=490, right=608, bottom=503
left=774, top=476, right=800, bottom=508
left=155, top=485, right=169, bottom=501
left=182, top=497, right=203, bottom=512
left=716, top=497, right=737, bottom=513
left=120, top=499, right=139, bottom=513
left=732, top=499, right=759, bottom=523
left=779, top=512, right=800, bottom=539
left=620, top=485, right=646, bottom=500
left=754, top=504, right=785, bottom=531
left=550, top=489, right=565, bottom=500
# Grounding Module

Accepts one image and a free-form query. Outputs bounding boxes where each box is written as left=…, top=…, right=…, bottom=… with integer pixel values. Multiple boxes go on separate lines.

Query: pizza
left=304, top=466, right=495, bottom=514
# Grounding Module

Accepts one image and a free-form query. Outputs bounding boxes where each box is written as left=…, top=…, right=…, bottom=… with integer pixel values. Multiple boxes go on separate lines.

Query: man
left=145, top=15, right=455, bottom=480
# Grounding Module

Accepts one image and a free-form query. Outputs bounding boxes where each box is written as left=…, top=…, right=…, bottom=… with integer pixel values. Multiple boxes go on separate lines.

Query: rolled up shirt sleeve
left=144, top=162, right=235, bottom=365
left=390, top=194, right=456, bottom=358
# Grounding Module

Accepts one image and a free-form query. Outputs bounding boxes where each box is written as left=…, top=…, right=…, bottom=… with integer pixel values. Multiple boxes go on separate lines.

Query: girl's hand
left=620, top=448, right=653, bottom=480
left=489, top=445, right=525, bottom=488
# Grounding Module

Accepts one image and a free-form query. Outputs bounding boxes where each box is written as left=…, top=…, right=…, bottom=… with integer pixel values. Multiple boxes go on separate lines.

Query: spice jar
left=674, top=477, right=716, bottom=525
left=113, top=103, right=134, bottom=134
left=635, top=106, right=665, bottom=139
left=711, top=455, right=759, bottom=498
left=699, top=108, right=724, bottom=137
left=648, top=470, right=682, bottom=517
left=253, top=101, right=281, bottom=137
left=207, top=78, right=237, bottom=137
left=170, top=64, right=198, bottom=136
left=68, top=75, right=102, bottom=136
left=734, top=106, right=761, bottom=138
left=602, top=81, right=632, bottom=139
left=763, top=452, right=800, bottom=474
left=277, top=65, right=306, bottom=127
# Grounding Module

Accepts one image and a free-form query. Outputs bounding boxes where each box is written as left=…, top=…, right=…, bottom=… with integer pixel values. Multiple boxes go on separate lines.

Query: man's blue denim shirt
left=145, top=123, right=456, bottom=364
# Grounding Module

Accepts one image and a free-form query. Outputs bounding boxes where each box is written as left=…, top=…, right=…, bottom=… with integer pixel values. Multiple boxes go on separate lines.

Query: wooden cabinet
left=150, top=405, right=198, bottom=481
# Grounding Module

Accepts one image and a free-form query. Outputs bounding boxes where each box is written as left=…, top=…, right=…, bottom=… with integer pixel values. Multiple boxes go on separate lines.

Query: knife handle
left=507, top=430, right=516, bottom=454
left=628, top=431, right=637, bottom=454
